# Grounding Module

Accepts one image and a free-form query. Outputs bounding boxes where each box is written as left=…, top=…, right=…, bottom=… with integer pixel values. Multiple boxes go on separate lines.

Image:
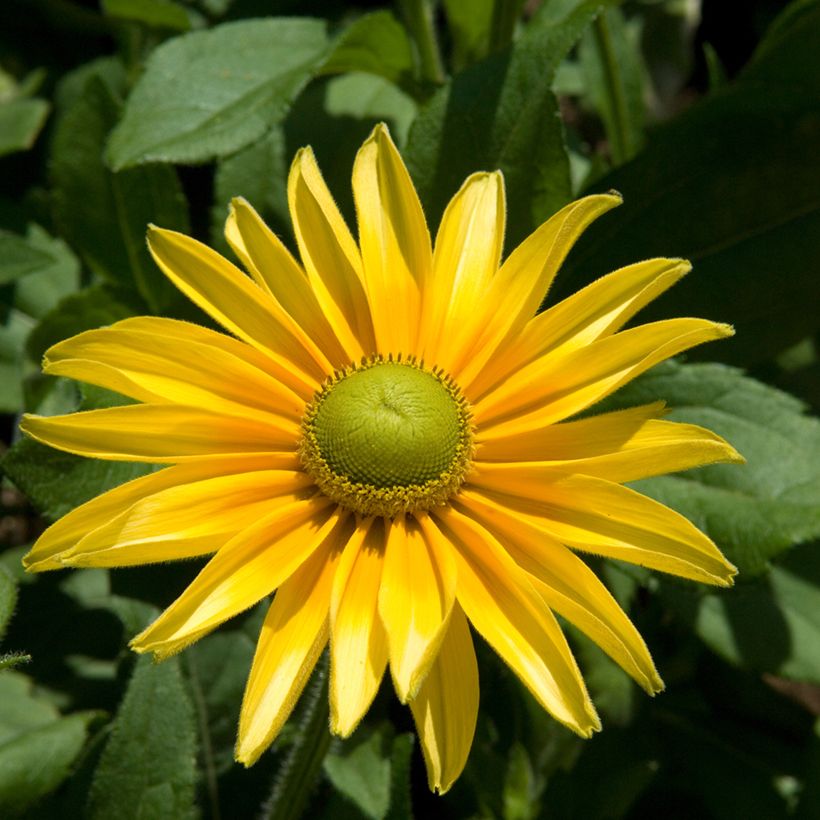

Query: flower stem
left=398, top=0, right=445, bottom=85
left=260, top=655, right=331, bottom=820
left=592, top=11, right=630, bottom=166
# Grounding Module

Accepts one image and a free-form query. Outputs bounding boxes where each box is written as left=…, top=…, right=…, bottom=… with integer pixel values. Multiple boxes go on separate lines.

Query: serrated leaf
left=1, top=437, right=154, bottom=524
left=600, top=361, right=820, bottom=576
left=321, top=11, right=416, bottom=92
left=213, top=72, right=417, bottom=250
left=52, top=76, right=189, bottom=312
left=404, top=0, right=605, bottom=246
left=557, top=1, right=820, bottom=366
left=87, top=655, right=197, bottom=820
left=107, top=18, right=330, bottom=169
left=0, top=97, right=49, bottom=157
left=0, top=672, right=96, bottom=815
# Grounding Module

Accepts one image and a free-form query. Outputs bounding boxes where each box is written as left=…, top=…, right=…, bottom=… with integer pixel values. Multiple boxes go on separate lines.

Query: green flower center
left=299, top=357, right=473, bottom=517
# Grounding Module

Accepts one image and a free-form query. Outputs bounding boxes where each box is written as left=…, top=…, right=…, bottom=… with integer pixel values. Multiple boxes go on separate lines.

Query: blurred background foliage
left=1, top=0, right=819, bottom=817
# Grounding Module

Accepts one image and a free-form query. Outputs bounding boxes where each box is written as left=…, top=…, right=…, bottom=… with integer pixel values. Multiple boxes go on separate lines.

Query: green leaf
left=689, top=542, right=820, bottom=684
left=0, top=226, right=80, bottom=414
left=600, top=360, right=820, bottom=576
left=211, top=126, right=290, bottom=253
left=0, top=672, right=96, bottom=815
left=107, top=18, right=330, bottom=169
left=101, top=0, right=195, bottom=30
left=0, top=97, right=49, bottom=157
left=404, top=0, right=603, bottom=246
left=13, top=225, right=81, bottom=322
left=570, top=627, right=635, bottom=727
left=25, top=284, right=139, bottom=365
left=52, top=77, right=189, bottom=312
left=321, top=11, right=416, bottom=92
left=0, top=232, right=55, bottom=285
left=186, top=621, right=258, bottom=774
left=503, top=742, right=538, bottom=820
left=87, top=655, right=197, bottom=820
left=385, top=733, right=414, bottom=820
left=579, top=7, right=646, bottom=164
left=442, top=0, right=494, bottom=70
left=557, top=1, right=820, bottom=366
left=0, top=567, right=16, bottom=641
left=0, top=311, right=33, bottom=414
left=324, top=724, right=394, bottom=820
left=1, top=363, right=153, bottom=522
left=1, top=437, right=154, bottom=524
left=212, top=72, right=417, bottom=251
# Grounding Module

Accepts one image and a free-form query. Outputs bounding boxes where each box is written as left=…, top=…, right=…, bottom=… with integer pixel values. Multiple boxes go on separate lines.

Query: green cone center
left=314, top=362, right=461, bottom=486
left=300, top=359, right=473, bottom=517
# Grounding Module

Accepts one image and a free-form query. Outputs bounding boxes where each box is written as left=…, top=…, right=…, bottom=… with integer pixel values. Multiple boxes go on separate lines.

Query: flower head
left=21, top=124, right=740, bottom=793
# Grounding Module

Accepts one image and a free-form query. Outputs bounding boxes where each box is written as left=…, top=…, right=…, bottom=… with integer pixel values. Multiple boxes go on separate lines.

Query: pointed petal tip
left=234, top=740, right=263, bottom=768
left=329, top=712, right=357, bottom=739
left=605, top=188, right=624, bottom=202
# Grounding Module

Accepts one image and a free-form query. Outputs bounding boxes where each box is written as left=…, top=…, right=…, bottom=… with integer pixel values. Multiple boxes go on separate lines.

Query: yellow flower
left=20, top=124, right=740, bottom=793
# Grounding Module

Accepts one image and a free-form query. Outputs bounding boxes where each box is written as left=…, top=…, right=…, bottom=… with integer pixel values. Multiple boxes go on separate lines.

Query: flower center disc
left=300, top=359, right=473, bottom=517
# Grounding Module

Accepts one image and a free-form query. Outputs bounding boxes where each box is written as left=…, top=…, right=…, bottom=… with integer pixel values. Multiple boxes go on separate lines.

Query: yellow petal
left=225, top=198, right=352, bottom=367
left=288, top=147, right=374, bottom=356
left=352, top=123, right=432, bottom=354
left=477, top=412, right=744, bottom=482
left=147, top=226, right=325, bottom=397
left=21, top=404, right=297, bottom=462
left=465, top=473, right=737, bottom=586
left=455, top=194, right=622, bottom=388
left=44, top=323, right=304, bottom=423
left=62, top=469, right=312, bottom=568
left=378, top=514, right=456, bottom=703
left=475, top=318, right=734, bottom=431
left=22, top=454, right=298, bottom=572
left=469, top=258, right=689, bottom=397
left=456, top=493, right=663, bottom=693
left=236, top=514, right=351, bottom=766
left=132, top=496, right=338, bottom=659
left=97, top=316, right=308, bottom=411
left=409, top=604, right=478, bottom=795
left=329, top=517, right=388, bottom=737
left=477, top=402, right=665, bottom=461
left=425, top=507, right=600, bottom=736
left=422, top=172, right=505, bottom=369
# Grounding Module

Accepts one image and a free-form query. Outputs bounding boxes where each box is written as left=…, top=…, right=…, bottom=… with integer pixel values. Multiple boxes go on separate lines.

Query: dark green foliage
left=1, top=2, right=819, bottom=818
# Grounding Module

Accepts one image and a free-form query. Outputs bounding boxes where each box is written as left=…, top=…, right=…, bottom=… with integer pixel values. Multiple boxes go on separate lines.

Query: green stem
left=398, top=0, right=445, bottom=85
left=261, top=656, right=331, bottom=820
left=185, top=653, right=221, bottom=820
left=593, top=11, right=630, bottom=166
left=489, top=0, right=523, bottom=54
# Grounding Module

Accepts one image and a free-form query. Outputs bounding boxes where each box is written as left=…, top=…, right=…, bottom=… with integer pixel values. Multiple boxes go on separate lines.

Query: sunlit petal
left=237, top=514, right=351, bottom=765
left=409, top=604, right=478, bottom=794
left=329, top=517, right=389, bottom=737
